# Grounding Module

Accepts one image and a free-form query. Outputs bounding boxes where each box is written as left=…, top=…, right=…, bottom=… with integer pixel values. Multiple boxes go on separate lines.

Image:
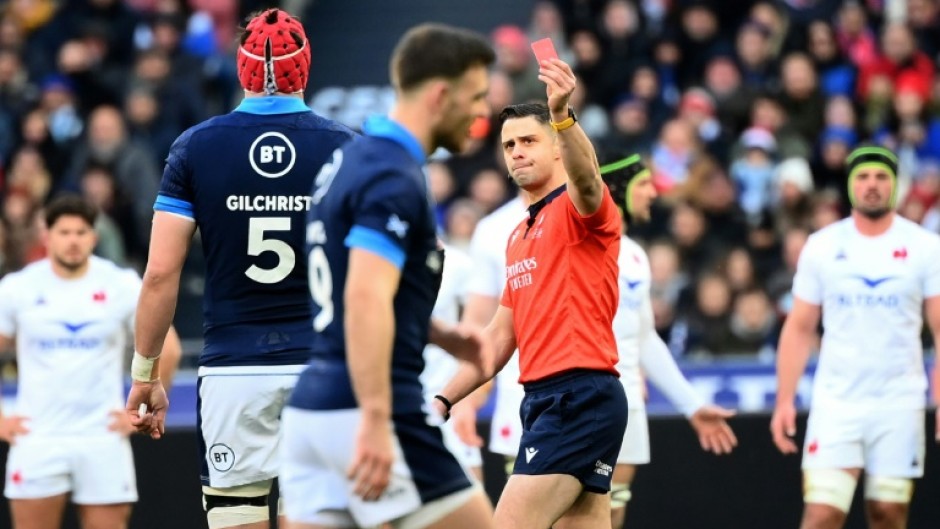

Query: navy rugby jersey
left=290, top=115, right=443, bottom=414
left=154, top=96, right=355, bottom=367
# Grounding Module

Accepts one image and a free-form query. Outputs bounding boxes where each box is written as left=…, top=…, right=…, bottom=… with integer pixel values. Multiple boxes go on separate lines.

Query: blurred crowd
left=0, top=0, right=273, bottom=274
left=1, top=0, right=938, bottom=362
left=427, top=0, right=940, bottom=362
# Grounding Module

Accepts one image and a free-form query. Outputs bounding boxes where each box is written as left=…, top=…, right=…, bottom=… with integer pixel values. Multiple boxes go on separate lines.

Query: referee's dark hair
left=390, top=23, right=495, bottom=92
left=498, top=102, right=551, bottom=126
left=45, top=194, right=98, bottom=229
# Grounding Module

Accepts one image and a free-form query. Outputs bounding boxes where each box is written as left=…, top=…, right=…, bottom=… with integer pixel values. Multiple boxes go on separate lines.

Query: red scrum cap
left=237, top=9, right=311, bottom=95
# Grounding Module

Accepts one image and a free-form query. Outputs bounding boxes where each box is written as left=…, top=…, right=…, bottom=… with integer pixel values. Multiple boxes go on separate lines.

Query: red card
left=530, top=38, right=559, bottom=64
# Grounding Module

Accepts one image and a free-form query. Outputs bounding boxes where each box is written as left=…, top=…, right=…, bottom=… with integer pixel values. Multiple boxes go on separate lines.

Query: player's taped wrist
left=131, top=351, right=161, bottom=382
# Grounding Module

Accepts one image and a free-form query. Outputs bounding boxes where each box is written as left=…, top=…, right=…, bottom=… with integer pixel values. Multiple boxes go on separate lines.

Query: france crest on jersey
left=154, top=96, right=355, bottom=367
left=290, top=115, right=443, bottom=414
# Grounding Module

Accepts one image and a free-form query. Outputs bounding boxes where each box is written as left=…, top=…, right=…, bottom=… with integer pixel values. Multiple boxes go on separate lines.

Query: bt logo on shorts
left=209, top=443, right=236, bottom=472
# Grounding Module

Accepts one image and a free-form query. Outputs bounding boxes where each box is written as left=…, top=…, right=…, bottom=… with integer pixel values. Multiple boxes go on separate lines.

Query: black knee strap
left=204, top=494, right=267, bottom=512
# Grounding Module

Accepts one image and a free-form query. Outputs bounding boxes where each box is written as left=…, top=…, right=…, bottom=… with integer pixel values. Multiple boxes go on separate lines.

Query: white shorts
left=279, top=407, right=476, bottom=528
left=4, top=434, right=137, bottom=504
left=617, top=408, right=650, bottom=465
left=488, top=357, right=524, bottom=457
left=439, top=419, right=483, bottom=470
left=197, top=365, right=304, bottom=488
left=802, top=407, right=925, bottom=478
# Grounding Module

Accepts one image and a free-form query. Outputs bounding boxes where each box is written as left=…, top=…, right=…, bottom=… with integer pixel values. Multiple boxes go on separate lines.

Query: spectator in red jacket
left=858, top=23, right=934, bottom=103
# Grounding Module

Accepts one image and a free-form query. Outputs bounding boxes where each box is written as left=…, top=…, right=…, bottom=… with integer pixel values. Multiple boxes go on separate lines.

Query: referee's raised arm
left=538, top=57, right=603, bottom=216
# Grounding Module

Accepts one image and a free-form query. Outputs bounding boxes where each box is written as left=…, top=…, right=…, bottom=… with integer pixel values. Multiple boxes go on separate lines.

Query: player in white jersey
left=454, top=194, right=526, bottom=473
left=771, top=145, right=940, bottom=529
left=0, top=195, right=181, bottom=529
left=419, top=244, right=484, bottom=477
left=602, top=155, right=737, bottom=529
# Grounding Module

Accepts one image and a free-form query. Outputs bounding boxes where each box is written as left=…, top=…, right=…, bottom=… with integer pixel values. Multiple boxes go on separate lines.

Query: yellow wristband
left=551, top=116, right=576, bottom=132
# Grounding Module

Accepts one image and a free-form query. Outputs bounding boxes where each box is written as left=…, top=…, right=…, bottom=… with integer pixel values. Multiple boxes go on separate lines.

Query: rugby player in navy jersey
left=279, top=24, right=497, bottom=529
left=125, top=9, right=355, bottom=529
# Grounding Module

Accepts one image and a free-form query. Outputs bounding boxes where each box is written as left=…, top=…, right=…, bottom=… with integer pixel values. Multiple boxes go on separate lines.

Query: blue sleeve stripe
left=345, top=225, right=405, bottom=269
left=153, top=194, right=194, bottom=219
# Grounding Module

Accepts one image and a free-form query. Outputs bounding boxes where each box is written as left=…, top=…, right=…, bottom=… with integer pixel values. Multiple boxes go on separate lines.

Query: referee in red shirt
left=436, top=55, right=625, bottom=528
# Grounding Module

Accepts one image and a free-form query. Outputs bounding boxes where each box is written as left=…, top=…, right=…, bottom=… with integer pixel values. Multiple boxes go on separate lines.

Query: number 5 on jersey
left=245, top=217, right=294, bottom=284
left=244, top=150, right=342, bottom=286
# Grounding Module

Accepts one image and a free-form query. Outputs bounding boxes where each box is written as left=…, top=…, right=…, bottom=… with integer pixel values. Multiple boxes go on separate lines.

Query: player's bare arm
left=429, top=317, right=490, bottom=379
left=539, top=58, right=602, bottom=216
left=345, top=247, right=400, bottom=501
left=135, top=212, right=195, bottom=363
left=158, top=326, right=183, bottom=391
left=771, top=296, right=821, bottom=454
left=128, top=212, right=195, bottom=439
left=925, top=295, right=940, bottom=442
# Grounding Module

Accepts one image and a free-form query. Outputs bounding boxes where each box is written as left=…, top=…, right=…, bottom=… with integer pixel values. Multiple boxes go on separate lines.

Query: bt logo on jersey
left=260, top=145, right=286, bottom=163
left=249, top=132, right=297, bottom=178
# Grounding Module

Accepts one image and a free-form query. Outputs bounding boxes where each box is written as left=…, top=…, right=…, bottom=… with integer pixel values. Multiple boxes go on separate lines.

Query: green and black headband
left=600, top=154, right=651, bottom=220
left=846, top=145, right=899, bottom=207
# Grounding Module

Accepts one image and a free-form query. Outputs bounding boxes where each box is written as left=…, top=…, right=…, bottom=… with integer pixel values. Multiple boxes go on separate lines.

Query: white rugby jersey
left=0, top=257, right=141, bottom=436
left=421, top=245, right=473, bottom=397
left=792, top=216, right=940, bottom=409
left=613, top=236, right=650, bottom=407
left=613, top=236, right=702, bottom=416
left=465, top=196, right=526, bottom=299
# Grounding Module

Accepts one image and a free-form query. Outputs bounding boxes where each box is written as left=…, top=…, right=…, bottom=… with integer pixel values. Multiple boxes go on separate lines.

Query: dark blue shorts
left=512, top=369, right=628, bottom=493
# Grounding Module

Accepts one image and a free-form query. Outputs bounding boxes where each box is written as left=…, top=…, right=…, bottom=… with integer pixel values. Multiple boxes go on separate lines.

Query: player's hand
left=537, top=57, right=576, bottom=117
left=689, top=405, right=737, bottom=455
left=126, top=379, right=169, bottom=440
left=0, top=415, right=29, bottom=444
left=348, top=412, right=394, bottom=501
left=451, top=401, right=484, bottom=448
left=451, top=324, right=492, bottom=379
left=770, top=401, right=799, bottom=454
left=108, top=409, right=136, bottom=436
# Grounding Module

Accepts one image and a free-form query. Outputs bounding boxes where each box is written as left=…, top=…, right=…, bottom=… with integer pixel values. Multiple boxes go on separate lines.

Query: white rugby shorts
left=802, top=406, right=925, bottom=478
left=617, top=407, right=650, bottom=465
left=197, top=365, right=304, bottom=487
left=438, top=418, right=483, bottom=470
left=279, top=406, right=475, bottom=528
left=4, top=433, right=137, bottom=504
